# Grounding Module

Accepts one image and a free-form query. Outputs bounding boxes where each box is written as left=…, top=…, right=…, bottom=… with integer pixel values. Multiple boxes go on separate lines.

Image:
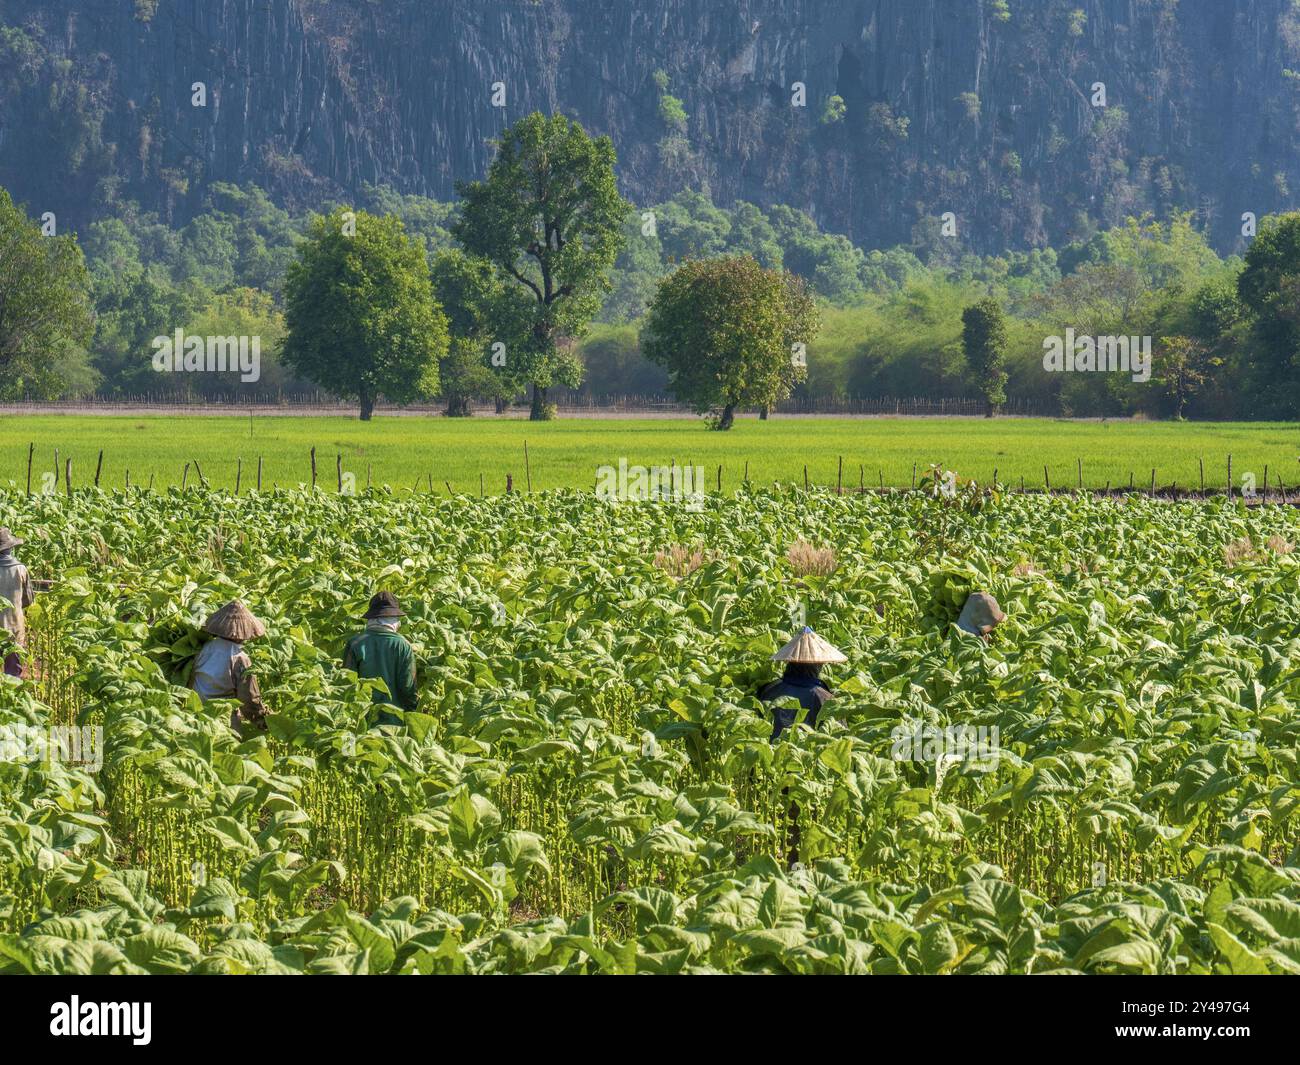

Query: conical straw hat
left=956, top=592, right=1005, bottom=636
left=772, top=626, right=847, bottom=664
left=203, top=600, right=266, bottom=641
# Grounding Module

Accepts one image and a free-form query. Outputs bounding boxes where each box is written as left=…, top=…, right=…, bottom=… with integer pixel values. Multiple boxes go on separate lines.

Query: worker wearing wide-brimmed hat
left=0, top=528, right=34, bottom=678
left=955, top=593, right=1006, bottom=639
left=759, top=626, right=847, bottom=741
left=191, top=600, right=269, bottom=736
left=343, top=592, right=417, bottom=727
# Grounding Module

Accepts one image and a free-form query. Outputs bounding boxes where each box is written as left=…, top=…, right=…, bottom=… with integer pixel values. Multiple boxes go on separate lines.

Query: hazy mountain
left=1, top=0, right=1297, bottom=252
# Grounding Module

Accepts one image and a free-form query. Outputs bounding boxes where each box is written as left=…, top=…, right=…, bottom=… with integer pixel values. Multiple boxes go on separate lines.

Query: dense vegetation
left=0, top=484, right=1297, bottom=973
left=9, top=171, right=1300, bottom=421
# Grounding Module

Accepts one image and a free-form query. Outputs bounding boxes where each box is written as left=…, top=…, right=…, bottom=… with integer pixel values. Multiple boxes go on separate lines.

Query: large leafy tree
left=281, top=207, right=446, bottom=420
left=430, top=248, right=530, bottom=416
left=641, top=255, right=819, bottom=430
left=961, top=297, right=1008, bottom=417
left=0, top=186, right=95, bottom=398
left=453, top=112, right=629, bottom=420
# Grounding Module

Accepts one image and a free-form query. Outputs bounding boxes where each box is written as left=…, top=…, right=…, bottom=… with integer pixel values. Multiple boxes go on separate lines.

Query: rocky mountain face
left=1, top=0, right=1297, bottom=253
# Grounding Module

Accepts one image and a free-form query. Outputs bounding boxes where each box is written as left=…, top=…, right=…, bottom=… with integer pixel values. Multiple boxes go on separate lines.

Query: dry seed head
left=787, top=539, right=837, bottom=577
left=653, top=542, right=709, bottom=578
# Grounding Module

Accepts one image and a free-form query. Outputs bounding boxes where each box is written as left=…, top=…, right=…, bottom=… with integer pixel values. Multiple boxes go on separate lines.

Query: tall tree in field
left=961, top=297, right=1008, bottom=417
left=1154, top=335, right=1218, bottom=419
left=453, top=112, right=629, bottom=420
left=641, top=255, right=819, bottom=430
left=0, top=186, right=95, bottom=398
left=430, top=248, right=530, bottom=416
left=282, top=207, right=446, bottom=420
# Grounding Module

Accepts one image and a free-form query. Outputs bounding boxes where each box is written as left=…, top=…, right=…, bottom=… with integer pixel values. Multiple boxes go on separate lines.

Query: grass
left=0, top=414, right=1298, bottom=494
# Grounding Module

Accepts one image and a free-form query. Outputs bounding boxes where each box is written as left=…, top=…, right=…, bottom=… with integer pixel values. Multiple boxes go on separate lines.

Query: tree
left=641, top=255, right=819, bottom=430
left=453, top=113, right=629, bottom=420
left=430, top=248, right=530, bottom=416
left=281, top=207, right=445, bottom=420
left=1237, top=213, right=1300, bottom=415
left=1153, top=335, right=1218, bottom=419
left=961, top=297, right=1008, bottom=416
left=0, top=186, right=95, bottom=398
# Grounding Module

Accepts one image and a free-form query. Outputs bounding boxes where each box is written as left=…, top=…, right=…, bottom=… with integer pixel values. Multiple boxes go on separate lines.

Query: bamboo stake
left=125, top=469, right=130, bottom=489
left=912, top=463, right=917, bottom=489
left=1227, top=454, right=1232, bottom=499
left=743, top=460, right=749, bottom=483
left=1044, top=465, right=1050, bottom=493
left=1150, top=468, right=1156, bottom=497
left=803, top=465, right=809, bottom=491
left=257, top=456, right=263, bottom=492
left=717, top=464, right=722, bottom=493
left=53, top=449, right=59, bottom=489
left=480, top=473, right=484, bottom=497
left=94, top=449, right=103, bottom=488
left=337, top=453, right=343, bottom=493
left=193, top=461, right=207, bottom=487
left=148, top=474, right=154, bottom=492
left=236, top=458, right=242, bottom=495
left=182, top=463, right=189, bottom=490
left=445, top=481, right=453, bottom=496
left=25, top=443, right=33, bottom=497
left=837, top=456, right=843, bottom=495
left=310, top=447, right=317, bottom=489
left=524, top=440, right=532, bottom=493
left=506, top=473, right=513, bottom=495
left=1077, top=457, right=1082, bottom=490
left=367, top=464, right=372, bottom=491
left=1264, top=465, right=1269, bottom=503
left=64, top=458, right=71, bottom=497
left=859, top=465, right=864, bottom=493
left=1199, top=456, right=1204, bottom=497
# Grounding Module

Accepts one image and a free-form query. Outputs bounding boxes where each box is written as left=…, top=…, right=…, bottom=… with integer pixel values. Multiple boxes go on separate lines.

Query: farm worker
left=0, top=528, right=35, bottom=678
left=955, top=592, right=1005, bottom=639
left=759, top=626, right=846, bottom=741
left=343, top=592, right=417, bottom=727
left=191, top=601, right=269, bottom=736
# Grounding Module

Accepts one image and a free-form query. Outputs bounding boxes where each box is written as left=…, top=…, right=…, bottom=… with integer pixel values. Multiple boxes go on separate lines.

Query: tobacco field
left=0, top=482, right=1297, bottom=974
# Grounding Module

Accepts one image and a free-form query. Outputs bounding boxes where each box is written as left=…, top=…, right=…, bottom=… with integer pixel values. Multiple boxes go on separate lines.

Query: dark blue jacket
left=758, top=665, right=834, bottom=740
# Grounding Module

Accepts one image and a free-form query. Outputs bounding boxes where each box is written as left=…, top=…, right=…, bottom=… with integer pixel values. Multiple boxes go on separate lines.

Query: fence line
left=4, top=392, right=1053, bottom=417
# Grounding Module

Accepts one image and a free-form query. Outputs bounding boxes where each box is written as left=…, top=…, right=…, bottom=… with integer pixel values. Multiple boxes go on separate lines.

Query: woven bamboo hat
left=956, top=592, right=1006, bottom=636
left=0, top=527, right=24, bottom=552
left=772, top=626, right=847, bottom=664
left=203, top=600, right=266, bottom=641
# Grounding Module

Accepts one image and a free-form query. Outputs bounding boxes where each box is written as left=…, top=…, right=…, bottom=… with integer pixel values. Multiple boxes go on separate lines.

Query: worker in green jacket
left=343, top=592, right=417, bottom=726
